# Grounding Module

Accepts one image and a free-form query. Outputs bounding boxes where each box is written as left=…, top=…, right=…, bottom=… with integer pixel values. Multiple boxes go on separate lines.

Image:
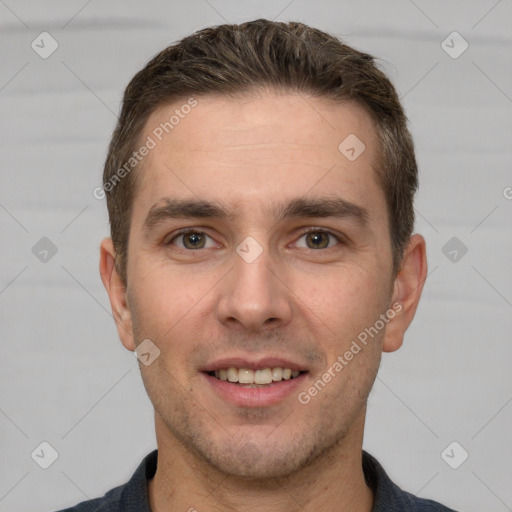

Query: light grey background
left=1, top=1, right=511, bottom=511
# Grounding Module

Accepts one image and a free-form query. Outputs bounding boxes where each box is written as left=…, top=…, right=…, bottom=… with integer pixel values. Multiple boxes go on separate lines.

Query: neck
left=148, top=411, right=374, bottom=512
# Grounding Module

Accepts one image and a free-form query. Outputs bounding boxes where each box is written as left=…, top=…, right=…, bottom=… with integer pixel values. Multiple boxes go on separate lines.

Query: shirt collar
left=119, top=449, right=419, bottom=511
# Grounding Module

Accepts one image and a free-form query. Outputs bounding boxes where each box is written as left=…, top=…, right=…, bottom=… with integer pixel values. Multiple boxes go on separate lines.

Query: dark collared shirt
left=56, top=450, right=458, bottom=511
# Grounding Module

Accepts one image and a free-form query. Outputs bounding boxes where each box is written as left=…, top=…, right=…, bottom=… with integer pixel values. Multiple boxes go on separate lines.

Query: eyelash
left=166, top=227, right=344, bottom=250
left=166, top=228, right=218, bottom=249
left=291, top=228, right=343, bottom=249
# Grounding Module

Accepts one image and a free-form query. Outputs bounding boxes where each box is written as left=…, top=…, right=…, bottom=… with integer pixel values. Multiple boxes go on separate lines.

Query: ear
left=382, top=234, right=428, bottom=353
left=99, top=238, right=135, bottom=352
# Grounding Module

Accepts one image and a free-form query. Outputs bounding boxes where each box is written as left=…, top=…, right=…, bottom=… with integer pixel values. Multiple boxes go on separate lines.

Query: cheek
left=292, top=264, right=389, bottom=341
left=128, top=260, right=218, bottom=351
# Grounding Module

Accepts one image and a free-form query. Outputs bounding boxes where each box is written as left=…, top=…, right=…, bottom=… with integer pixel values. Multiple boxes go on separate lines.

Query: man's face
left=121, top=91, right=398, bottom=478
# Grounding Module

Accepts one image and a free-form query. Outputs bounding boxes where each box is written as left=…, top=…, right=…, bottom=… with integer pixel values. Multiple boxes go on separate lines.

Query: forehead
left=132, top=90, right=385, bottom=224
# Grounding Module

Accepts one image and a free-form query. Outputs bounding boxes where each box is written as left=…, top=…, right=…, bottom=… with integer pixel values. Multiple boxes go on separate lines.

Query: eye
left=295, top=230, right=341, bottom=250
left=168, top=230, right=217, bottom=250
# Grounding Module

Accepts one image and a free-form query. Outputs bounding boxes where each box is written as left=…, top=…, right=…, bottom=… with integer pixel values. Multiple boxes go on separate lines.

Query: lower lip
left=203, top=372, right=307, bottom=408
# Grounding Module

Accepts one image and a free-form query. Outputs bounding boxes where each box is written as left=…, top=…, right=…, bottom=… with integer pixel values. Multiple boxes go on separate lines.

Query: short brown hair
left=103, top=19, right=418, bottom=283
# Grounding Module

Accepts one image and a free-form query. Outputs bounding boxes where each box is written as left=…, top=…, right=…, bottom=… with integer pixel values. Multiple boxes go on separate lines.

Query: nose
left=216, top=245, right=293, bottom=332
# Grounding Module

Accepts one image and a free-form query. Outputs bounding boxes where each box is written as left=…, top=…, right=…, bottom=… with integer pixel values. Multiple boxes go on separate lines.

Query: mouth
left=207, top=367, right=305, bottom=387
left=201, top=358, right=309, bottom=407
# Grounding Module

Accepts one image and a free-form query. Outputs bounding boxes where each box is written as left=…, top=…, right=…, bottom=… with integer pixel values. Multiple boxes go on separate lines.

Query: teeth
left=213, top=367, right=302, bottom=385
left=254, top=368, right=273, bottom=384
left=272, top=367, right=283, bottom=381
left=227, top=367, right=239, bottom=383
left=239, top=369, right=254, bottom=384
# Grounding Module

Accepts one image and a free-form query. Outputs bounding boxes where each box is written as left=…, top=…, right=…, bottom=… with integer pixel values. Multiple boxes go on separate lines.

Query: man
left=58, top=19, right=458, bottom=512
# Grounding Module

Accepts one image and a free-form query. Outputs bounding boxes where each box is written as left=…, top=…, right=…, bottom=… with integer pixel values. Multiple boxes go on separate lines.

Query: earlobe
left=99, top=238, right=135, bottom=351
left=382, top=234, right=428, bottom=353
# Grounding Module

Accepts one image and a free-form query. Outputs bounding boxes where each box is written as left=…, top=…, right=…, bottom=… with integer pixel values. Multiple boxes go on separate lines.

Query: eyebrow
left=143, top=196, right=369, bottom=234
left=143, top=199, right=232, bottom=233
left=276, top=197, right=368, bottom=226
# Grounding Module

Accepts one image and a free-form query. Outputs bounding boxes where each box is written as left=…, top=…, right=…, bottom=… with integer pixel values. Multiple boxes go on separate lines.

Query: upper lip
left=200, top=356, right=308, bottom=373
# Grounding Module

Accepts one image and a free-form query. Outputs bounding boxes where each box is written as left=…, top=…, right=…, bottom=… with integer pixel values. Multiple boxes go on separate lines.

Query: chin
left=190, top=428, right=344, bottom=481
left=204, top=446, right=311, bottom=480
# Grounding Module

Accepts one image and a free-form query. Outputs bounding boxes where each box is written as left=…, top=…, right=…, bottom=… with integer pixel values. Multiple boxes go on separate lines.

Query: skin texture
left=100, top=90, right=427, bottom=512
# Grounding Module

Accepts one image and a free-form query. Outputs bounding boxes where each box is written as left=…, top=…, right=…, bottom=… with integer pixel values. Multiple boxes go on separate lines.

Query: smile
left=209, top=367, right=303, bottom=386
